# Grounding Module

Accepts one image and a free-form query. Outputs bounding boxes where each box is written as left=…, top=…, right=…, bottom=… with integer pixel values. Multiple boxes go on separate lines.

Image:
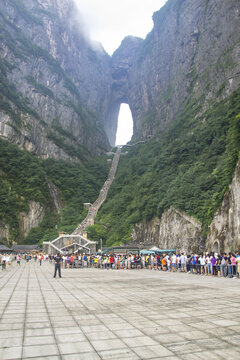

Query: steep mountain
left=0, top=0, right=112, bottom=160
left=0, top=0, right=114, bottom=244
left=96, top=0, right=240, bottom=251
left=0, top=0, right=240, bottom=251
left=112, top=0, right=240, bottom=141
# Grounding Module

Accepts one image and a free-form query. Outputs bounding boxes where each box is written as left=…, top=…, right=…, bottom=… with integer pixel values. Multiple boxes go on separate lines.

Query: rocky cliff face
left=132, top=160, right=240, bottom=254
left=112, top=0, right=240, bottom=140
left=19, top=201, right=46, bottom=241
left=207, top=161, right=240, bottom=254
left=0, top=222, right=10, bottom=244
left=132, top=207, right=203, bottom=253
left=0, top=201, right=45, bottom=244
left=108, top=36, right=143, bottom=144
left=1, top=0, right=239, bottom=155
left=0, top=0, right=112, bottom=159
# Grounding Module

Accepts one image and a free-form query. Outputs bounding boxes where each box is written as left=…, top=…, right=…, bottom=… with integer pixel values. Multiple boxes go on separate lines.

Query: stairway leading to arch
left=43, top=147, right=122, bottom=254
left=72, top=147, right=122, bottom=235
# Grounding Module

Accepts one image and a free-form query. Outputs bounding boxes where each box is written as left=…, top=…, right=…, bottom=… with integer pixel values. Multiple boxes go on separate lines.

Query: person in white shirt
left=62, top=255, right=67, bottom=268
left=17, top=255, right=21, bottom=266
left=180, top=253, right=187, bottom=272
left=1, top=254, right=6, bottom=270
left=206, top=254, right=211, bottom=275
left=171, top=254, right=177, bottom=272
left=103, top=257, right=108, bottom=269
left=177, top=255, right=181, bottom=272
left=199, top=255, right=206, bottom=275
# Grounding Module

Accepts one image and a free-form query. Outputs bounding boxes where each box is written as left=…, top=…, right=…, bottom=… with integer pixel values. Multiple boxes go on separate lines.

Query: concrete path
left=0, top=262, right=240, bottom=359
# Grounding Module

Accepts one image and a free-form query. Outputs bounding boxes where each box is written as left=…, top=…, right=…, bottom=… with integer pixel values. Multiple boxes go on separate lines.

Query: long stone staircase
left=43, top=147, right=122, bottom=254
left=72, top=146, right=121, bottom=235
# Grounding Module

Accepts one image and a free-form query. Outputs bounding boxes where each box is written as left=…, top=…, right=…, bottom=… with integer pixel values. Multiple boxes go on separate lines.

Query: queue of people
left=47, top=252, right=240, bottom=279
left=1, top=250, right=239, bottom=279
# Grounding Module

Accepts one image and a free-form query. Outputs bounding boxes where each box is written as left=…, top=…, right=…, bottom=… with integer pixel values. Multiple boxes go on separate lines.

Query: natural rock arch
left=115, top=103, right=133, bottom=145
left=104, top=36, right=143, bottom=146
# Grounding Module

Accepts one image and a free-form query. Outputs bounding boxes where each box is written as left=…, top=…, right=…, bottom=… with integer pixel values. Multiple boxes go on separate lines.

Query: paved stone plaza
left=0, top=262, right=240, bottom=360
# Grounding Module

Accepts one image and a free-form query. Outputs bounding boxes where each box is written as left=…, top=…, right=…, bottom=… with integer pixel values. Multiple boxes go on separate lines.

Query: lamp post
left=100, top=238, right=102, bottom=253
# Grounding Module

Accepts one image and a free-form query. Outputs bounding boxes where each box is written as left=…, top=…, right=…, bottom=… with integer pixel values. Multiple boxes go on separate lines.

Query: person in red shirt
left=109, top=255, right=114, bottom=268
left=70, top=255, right=74, bottom=268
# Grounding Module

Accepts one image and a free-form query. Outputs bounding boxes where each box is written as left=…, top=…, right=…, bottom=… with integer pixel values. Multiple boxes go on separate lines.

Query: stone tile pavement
left=0, top=262, right=240, bottom=359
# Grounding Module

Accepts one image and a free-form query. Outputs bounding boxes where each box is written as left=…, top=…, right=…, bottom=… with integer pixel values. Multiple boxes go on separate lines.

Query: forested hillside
left=0, top=139, right=109, bottom=244
left=96, top=89, right=240, bottom=246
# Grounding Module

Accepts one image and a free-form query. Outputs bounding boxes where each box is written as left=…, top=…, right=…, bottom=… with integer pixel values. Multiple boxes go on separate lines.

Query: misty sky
left=74, top=0, right=167, bottom=144
left=74, top=0, right=167, bottom=55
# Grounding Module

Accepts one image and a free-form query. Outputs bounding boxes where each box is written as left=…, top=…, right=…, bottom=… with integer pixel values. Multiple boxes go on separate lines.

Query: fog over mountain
left=73, top=0, right=167, bottom=54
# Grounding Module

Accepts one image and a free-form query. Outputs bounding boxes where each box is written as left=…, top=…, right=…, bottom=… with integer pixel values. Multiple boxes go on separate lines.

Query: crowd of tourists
left=1, top=251, right=240, bottom=278
left=0, top=253, right=12, bottom=270
left=0, top=252, right=45, bottom=269
left=48, top=252, right=240, bottom=278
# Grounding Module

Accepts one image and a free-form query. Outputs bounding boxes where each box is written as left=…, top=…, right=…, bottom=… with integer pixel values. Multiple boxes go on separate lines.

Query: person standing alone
left=39, top=254, right=43, bottom=266
left=53, top=253, right=62, bottom=278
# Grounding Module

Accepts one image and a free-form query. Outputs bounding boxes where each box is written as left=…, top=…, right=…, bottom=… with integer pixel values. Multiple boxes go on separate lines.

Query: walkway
left=0, top=262, right=240, bottom=359
left=72, top=147, right=122, bottom=235
left=123, top=139, right=150, bottom=147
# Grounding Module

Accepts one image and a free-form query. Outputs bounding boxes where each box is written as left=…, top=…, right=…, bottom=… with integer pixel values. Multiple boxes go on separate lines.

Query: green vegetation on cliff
left=0, top=139, right=109, bottom=244
left=97, top=89, right=240, bottom=246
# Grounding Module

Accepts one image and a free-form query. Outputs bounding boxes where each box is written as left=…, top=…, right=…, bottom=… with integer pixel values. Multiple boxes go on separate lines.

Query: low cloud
left=72, top=0, right=167, bottom=55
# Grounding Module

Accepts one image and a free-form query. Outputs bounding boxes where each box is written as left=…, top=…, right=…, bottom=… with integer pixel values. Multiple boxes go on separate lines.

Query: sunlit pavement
left=0, top=262, right=240, bottom=360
